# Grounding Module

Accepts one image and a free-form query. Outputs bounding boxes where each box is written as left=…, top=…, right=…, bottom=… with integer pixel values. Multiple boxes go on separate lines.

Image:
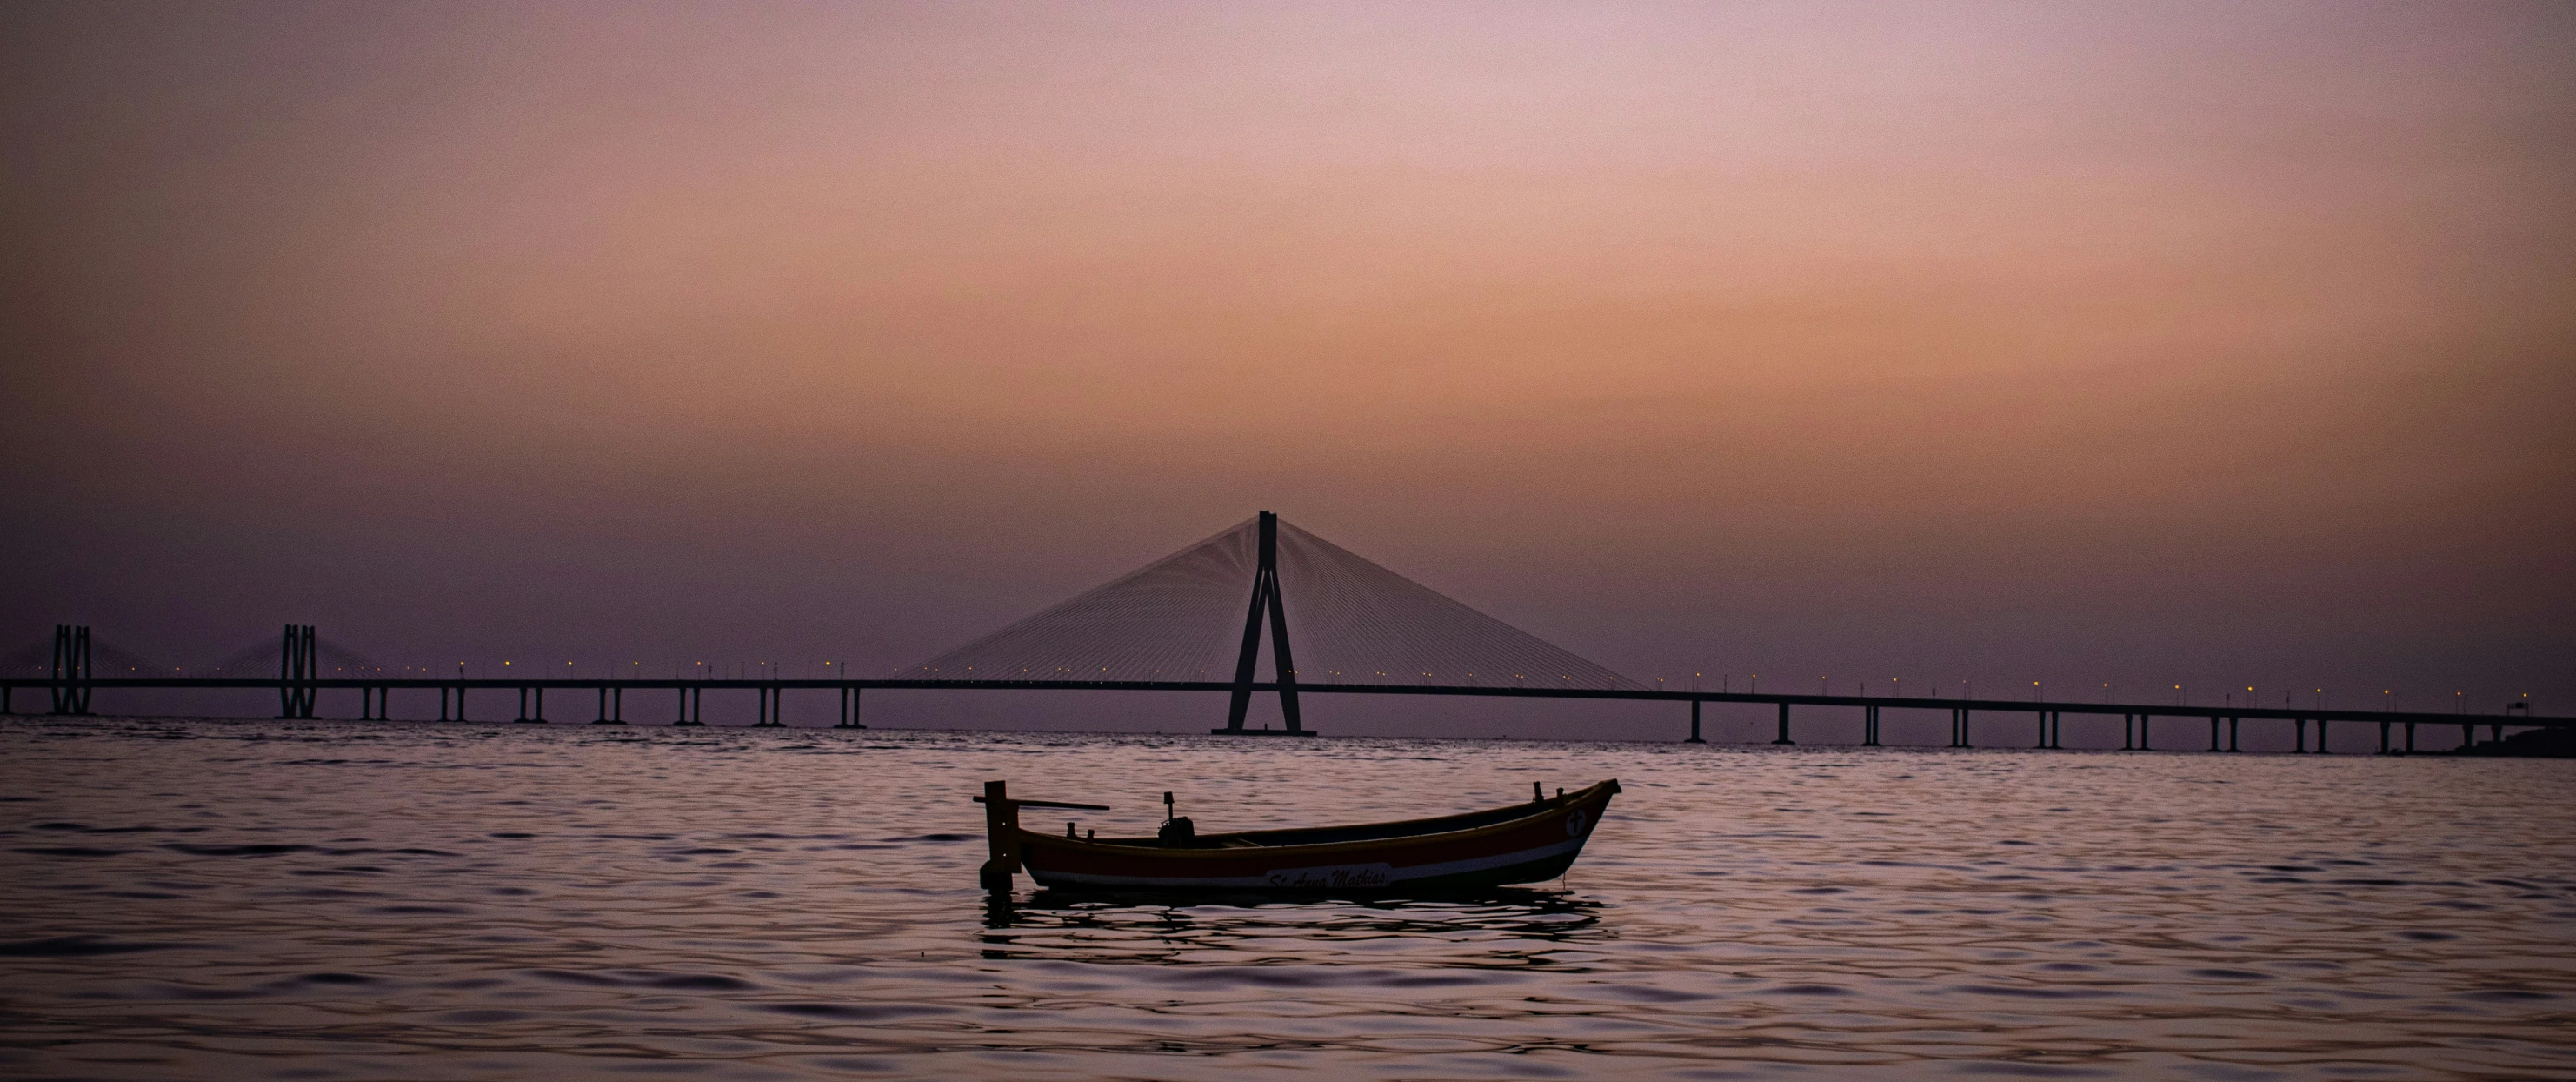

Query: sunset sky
left=4, top=1, right=2568, bottom=736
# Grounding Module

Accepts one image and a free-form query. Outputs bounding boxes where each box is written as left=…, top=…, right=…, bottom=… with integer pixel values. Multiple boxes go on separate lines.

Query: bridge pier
left=594, top=685, right=625, bottom=724
left=2034, top=711, right=2047, bottom=750
left=2292, top=717, right=2304, bottom=752
left=2461, top=722, right=2474, bottom=749
left=1773, top=702, right=1793, bottom=745
left=2405, top=721, right=2415, bottom=752
left=2317, top=718, right=2330, bottom=753
left=2227, top=716, right=2240, bottom=752
left=515, top=686, right=547, bottom=724
left=1686, top=699, right=1704, bottom=743
left=2379, top=720, right=2390, bottom=754
left=755, top=685, right=783, bottom=727
left=2208, top=715, right=2220, bottom=752
left=837, top=685, right=866, bottom=729
left=2140, top=713, right=2152, bottom=751
left=1863, top=704, right=1880, bottom=746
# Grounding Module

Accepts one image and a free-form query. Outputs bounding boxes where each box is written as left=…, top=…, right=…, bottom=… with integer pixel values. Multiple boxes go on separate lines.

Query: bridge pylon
left=1216, top=511, right=1310, bottom=736
left=50, top=624, right=92, bottom=716
left=277, top=624, right=317, bottom=718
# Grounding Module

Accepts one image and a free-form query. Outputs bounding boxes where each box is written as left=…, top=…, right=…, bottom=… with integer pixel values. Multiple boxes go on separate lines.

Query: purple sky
left=3, top=1, right=2569, bottom=738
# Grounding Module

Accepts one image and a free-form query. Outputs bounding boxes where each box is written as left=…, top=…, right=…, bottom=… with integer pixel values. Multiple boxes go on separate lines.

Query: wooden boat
left=975, top=778, right=1620, bottom=893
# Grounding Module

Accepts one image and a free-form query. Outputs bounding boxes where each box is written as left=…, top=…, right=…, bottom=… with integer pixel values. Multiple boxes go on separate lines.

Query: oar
left=975, top=796, right=1111, bottom=810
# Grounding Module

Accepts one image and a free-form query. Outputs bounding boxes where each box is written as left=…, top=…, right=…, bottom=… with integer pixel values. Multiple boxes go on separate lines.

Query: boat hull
left=1015, top=780, right=1619, bottom=893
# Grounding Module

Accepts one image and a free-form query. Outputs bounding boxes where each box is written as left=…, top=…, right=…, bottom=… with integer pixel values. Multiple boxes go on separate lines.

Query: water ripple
left=1, top=716, right=2570, bottom=1079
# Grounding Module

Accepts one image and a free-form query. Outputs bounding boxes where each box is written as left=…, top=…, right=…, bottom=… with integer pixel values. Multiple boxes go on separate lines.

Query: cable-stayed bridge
left=4, top=512, right=2564, bottom=751
left=896, top=513, right=1641, bottom=729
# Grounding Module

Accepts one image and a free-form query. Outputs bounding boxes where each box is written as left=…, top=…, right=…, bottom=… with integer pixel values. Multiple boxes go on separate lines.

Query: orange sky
left=4, top=2, right=2569, bottom=733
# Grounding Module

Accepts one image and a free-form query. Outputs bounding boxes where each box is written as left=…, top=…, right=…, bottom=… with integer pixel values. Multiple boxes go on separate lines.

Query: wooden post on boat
left=974, top=783, right=1106, bottom=892
left=979, top=780, right=1021, bottom=892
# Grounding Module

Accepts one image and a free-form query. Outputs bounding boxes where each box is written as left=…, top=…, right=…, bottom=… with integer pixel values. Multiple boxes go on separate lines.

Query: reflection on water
left=1, top=716, right=2571, bottom=1080
left=983, top=889, right=1608, bottom=965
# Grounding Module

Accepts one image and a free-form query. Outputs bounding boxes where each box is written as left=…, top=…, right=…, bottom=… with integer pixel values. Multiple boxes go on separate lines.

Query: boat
left=974, top=778, right=1621, bottom=893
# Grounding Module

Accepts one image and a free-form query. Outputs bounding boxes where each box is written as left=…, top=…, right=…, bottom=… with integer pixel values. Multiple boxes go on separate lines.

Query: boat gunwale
left=1014, top=778, right=1619, bottom=863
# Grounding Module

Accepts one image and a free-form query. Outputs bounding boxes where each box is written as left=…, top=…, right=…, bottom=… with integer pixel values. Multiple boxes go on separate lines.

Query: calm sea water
left=2, top=716, right=2570, bottom=1080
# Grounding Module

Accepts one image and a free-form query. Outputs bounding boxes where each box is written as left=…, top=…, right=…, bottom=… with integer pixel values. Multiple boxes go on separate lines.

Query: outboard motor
left=1158, top=790, right=1195, bottom=847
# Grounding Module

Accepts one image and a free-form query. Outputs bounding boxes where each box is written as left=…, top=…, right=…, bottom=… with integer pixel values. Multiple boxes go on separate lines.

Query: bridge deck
left=1, top=677, right=2562, bottom=729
